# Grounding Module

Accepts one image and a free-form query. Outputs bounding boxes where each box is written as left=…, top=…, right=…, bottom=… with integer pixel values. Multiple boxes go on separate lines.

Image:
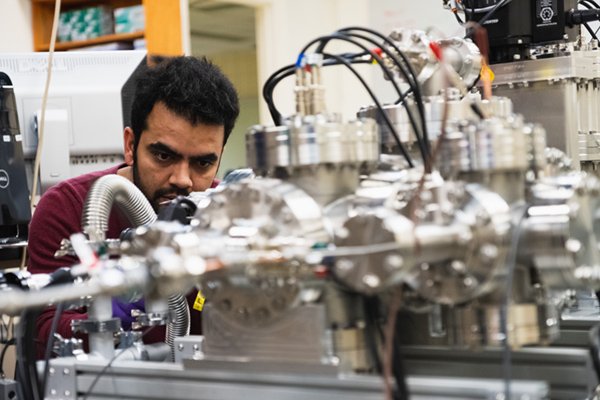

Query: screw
left=385, top=254, right=404, bottom=270
left=336, top=227, right=350, bottom=239
left=178, top=344, right=184, bottom=352
left=566, top=239, right=582, bottom=254
left=363, top=274, right=381, bottom=288
left=63, top=368, right=70, bottom=375
left=451, top=260, right=466, bottom=273
left=480, top=244, right=498, bottom=261
left=336, top=258, right=355, bottom=273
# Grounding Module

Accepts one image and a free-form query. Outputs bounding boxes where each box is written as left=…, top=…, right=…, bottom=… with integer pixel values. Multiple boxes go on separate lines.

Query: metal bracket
left=71, top=318, right=121, bottom=334
left=131, top=310, right=172, bottom=330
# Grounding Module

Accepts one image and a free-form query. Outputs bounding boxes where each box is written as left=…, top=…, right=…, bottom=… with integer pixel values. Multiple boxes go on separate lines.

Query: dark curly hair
left=130, top=56, right=240, bottom=149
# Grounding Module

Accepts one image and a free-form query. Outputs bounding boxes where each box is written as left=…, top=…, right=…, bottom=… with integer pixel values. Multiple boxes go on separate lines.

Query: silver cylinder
left=82, top=175, right=190, bottom=355
left=82, top=174, right=156, bottom=242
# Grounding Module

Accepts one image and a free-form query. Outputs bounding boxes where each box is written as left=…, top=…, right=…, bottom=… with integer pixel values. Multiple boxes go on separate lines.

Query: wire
left=17, top=309, right=42, bottom=400
left=320, top=53, right=414, bottom=168
left=589, top=324, right=600, bottom=385
left=583, top=22, right=599, bottom=40
left=0, top=317, right=7, bottom=344
left=383, top=288, right=408, bottom=400
left=262, top=52, right=370, bottom=124
left=21, top=0, right=62, bottom=271
left=262, top=55, right=372, bottom=125
left=81, top=326, right=156, bottom=400
left=579, top=0, right=600, bottom=40
left=297, top=35, right=406, bottom=107
left=454, top=11, right=465, bottom=25
left=40, top=302, right=64, bottom=398
left=298, top=34, right=420, bottom=166
left=262, top=51, right=416, bottom=167
left=580, top=0, right=600, bottom=10
left=337, top=27, right=431, bottom=167
left=0, top=338, right=16, bottom=378
left=363, top=297, right=382, bottom=374
left=499, top=207, right=527, bottom=400
left=392, top=323, right=410, bottom=400
left=336, top=29, right=424, bottom=123
left=333, top=30, right=429, bottom=167
left=326, top=31, right=428, bottom=165
left=477, top=0, right=511, bottom=27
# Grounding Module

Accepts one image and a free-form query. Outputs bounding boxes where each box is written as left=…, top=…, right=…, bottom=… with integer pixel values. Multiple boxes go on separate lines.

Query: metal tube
left=81, top=175, right=190, bottom=356
left=88, top=295, right=116, bottom=359
left=81, top=174, right=156, bottom=242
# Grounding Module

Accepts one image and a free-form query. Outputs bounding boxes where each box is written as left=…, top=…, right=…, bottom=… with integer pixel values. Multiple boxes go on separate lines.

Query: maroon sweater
left=28, top=164, right=203, bottom=352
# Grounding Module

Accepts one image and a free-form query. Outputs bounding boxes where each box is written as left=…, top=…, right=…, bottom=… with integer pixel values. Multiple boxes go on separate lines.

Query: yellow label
left=480, top=64, right=495, bottom=82
left=193, top=291, right=205, bottom=312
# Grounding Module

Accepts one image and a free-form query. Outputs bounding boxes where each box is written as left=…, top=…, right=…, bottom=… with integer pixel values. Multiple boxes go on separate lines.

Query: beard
left=132, top=152, right=190, bottom=212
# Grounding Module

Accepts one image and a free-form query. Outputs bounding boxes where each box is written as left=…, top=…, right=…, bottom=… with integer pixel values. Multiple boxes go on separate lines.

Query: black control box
left=465, top=0, right=578, bottom=63
left=0, top=73, right=31, bottom=253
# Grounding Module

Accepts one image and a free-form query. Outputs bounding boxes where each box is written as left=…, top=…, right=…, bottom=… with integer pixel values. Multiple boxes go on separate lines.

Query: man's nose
left=169, top=162, right=193, bottom=191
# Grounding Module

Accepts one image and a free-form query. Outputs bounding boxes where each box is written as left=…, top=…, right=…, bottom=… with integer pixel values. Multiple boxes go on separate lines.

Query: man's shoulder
left=46, top=164, right=125, bottom=197
left=36, top=164, right=125, bottom=214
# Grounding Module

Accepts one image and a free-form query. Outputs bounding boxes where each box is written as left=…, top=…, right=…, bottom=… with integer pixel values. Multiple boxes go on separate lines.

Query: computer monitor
left=0, top=50, right=147, bottom=192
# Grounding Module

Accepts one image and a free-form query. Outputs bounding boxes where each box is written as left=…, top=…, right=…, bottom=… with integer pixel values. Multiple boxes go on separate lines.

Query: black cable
left=262, top=62, right=295, bottom=124
left=337, top=27, right=431, bottom=167
left=40, top=302, right=64, bottom=398
left=297, top=34, right=406, bottom=102
left=337, top=28, right=423, bottom=123
left=499, top=207, right=527, bottom=400
left=589, top=323, right=600, bottom=385
left=580, top=0, right=600, bottom=10
left=0, top=338, right=16, bottom=377
left=363, top=296, right=383, bottom=374
left=81, top=326, right=157, bottom=400
left=262, top=29, right=429, bottom=168
left=262, top=56, right=373, bottom=125
left=262, top=52, right=372, bottom=124
left=262, top=49, right=416, bottom=167
left=579, top=0, right=600, bottom=40
left=321, top=52, right=414, bottom=168
left=581, top=0, right=600, bottom=9
left=583, top=22, right=599, bottom=40
left=16, top=269, right=75, bottom=400
left=298, top=34, right=421, bottom=167
left=17, top=309, right=42, bottom=400
left=330, top=31, right=428, bottom=166
left=477, top=0, right=511, bottom=27
left=392, top=320, right=410, bottom=400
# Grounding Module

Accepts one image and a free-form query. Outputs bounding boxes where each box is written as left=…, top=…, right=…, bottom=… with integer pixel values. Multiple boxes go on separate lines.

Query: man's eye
left=194, top=159, right=214, bottom=169
left=154, top=152, right=171, bottom=162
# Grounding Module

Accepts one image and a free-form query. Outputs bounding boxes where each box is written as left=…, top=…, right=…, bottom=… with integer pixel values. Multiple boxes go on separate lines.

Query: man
left=27, top=56, right=240, bottom=349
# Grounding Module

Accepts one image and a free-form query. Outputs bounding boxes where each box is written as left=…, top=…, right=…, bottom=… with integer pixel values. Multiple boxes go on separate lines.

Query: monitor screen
left=0, top=50, right=146, bottom=191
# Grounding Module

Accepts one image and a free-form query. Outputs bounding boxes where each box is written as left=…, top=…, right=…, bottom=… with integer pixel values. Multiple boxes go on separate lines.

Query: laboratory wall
left=0, top=0, right=33, bottom=52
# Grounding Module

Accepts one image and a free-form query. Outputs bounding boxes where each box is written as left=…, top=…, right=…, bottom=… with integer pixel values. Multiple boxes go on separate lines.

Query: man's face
left=124, top=102, right=225, bottom=211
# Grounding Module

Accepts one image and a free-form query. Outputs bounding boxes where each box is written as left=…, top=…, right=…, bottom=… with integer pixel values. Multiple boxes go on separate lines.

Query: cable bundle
left=262, top=27, right=438, bottom=172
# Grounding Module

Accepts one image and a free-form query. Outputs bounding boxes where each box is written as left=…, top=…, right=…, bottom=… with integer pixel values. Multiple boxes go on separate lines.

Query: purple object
left=112, top=297, right=145, bottom=330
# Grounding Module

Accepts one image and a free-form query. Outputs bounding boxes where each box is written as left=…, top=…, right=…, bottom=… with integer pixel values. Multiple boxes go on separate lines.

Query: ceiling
left=188, top=0, right=256, bottom=55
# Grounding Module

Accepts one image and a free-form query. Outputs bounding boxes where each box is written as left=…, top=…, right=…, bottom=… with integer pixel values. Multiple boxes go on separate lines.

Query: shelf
left=32, top=0, right=140, bottom=5
left=31, top=0, right=184, bottom=55
left=36, top=30, right=144, bottom=51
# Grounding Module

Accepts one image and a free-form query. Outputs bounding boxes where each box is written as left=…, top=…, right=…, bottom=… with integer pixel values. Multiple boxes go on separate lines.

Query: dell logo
left=0, top=170, right=9, bottom=189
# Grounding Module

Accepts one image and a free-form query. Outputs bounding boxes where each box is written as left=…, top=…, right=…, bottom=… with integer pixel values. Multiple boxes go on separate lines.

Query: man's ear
left=123, top=127, right=135, bottom=166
